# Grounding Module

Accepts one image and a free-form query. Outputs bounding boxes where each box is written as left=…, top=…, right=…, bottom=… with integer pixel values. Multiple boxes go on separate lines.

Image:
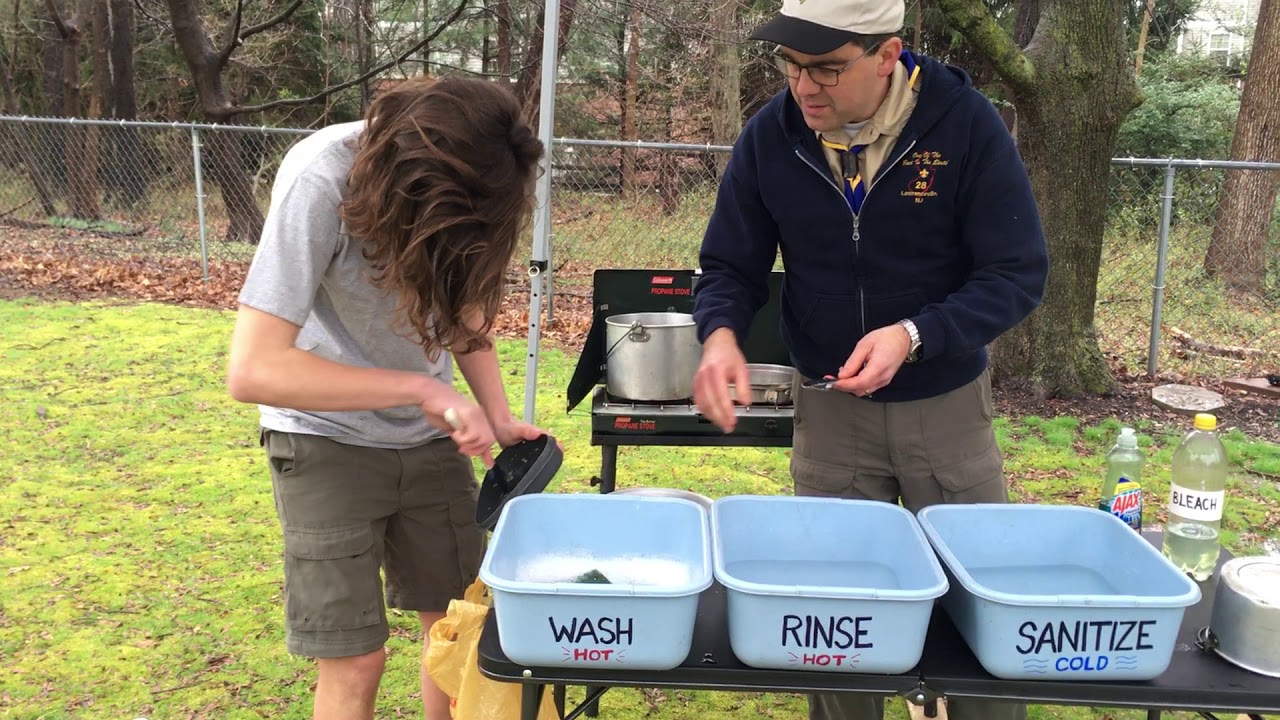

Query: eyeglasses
left=772, top=42, right=883, bottom=87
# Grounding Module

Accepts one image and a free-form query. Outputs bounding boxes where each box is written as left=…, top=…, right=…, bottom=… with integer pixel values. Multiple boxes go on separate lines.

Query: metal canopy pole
left=522, top=0, right=562, bottom=424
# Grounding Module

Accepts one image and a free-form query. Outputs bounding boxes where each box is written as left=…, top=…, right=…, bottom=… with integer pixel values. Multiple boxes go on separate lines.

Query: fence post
left=190, top=126, right=210, bottom=282
left=1147, top=162, right=1176, bottom=378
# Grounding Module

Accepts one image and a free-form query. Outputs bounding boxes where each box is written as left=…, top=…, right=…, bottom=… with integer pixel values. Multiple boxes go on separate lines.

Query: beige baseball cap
left=751, top=0, right=906, bottom=55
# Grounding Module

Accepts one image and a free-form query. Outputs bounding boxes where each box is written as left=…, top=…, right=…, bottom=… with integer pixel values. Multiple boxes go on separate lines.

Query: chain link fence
left=1101, top=160, right=1279, bottom=379
left=0, top=116, right=308, bottom=271
left=0, top=116, right=1276, bottom=380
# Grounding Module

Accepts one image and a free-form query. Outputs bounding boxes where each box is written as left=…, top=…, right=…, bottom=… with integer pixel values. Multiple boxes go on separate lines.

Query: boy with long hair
left=227, top=75, right=545, bottom=720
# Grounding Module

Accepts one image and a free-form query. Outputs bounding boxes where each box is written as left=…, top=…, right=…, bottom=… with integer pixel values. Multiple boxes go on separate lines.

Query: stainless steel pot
left=609, top=487, right=713, bottom=509
left=604, top=312, right=700, bottom=401
left=728, top=363, right=797, bottom=405
left=1201, top=556, right=1280, bottom=677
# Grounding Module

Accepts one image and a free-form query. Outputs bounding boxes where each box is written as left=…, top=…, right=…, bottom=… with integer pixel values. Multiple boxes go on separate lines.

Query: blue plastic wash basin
left=711, top=495, right=948, bottom=674
left=916, top=503, right=1202, bottom=681
left=479, top=493, right=713, bottom=670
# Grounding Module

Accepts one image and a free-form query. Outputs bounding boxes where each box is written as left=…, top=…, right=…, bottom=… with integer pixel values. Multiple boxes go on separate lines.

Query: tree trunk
left=109, top=0, right=145, bottom=207
left=515, top=0, right=577, bottom=124
left=92, top=0, right=111, bottom=112
left=1134, top=0, right=1156, bottom=76
left=495, top=0, right=511, bottom=85
left=84, top=0, right=108, bottom=214
left=164, top=0, right=264, bottom=243
left=42, top=25, right=63, bottom=116
left=659, top=29, right=680, bottom=215
left=1000, top=0, right=1041, bottom=136
left=1205, top=0, right=1279, bottom=295
left=708, top=0, right=742, bottom=179
left=620, top=4, right=640, bottom=196
left=203, top=128, right=262, bottom=244
left=0, top=40, right=59, bottom=215
left=914, top=0, right=924, bottom=49
left=480, top=0, right=491, bottom=75
left=356, top=0, right=371, bottom=111
left=938, top=0, right=1140, bottom=396
left=50, top=0, right=101, bottom=220
left=38, top=11, right=67, bottom=204
left=109, top=0, right=134, bottom=118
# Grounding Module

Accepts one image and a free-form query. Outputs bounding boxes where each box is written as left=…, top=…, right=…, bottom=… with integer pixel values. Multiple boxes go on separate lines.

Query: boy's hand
left=423, top=395, right=496, bottom=467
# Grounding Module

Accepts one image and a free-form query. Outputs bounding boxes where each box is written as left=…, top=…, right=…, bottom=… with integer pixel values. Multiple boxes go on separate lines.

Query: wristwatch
left=899, top=319, right=922, bottom=363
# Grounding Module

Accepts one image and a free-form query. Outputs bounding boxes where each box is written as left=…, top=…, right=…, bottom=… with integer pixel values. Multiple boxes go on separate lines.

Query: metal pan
left=609, top=487, right=713, bottom=509
left=1200, top=556, right=1280, bottom=677
left=728, top=363, right=797, bottom=405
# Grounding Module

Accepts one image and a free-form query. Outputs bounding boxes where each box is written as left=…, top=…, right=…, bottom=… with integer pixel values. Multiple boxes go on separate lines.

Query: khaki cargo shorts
left=790, top=368, right=1009, bottom=510
left=261, top=428, right=485, bottom=658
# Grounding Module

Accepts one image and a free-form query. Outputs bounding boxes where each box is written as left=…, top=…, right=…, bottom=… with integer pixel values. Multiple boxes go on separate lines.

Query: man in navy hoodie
left=692, top=1, right=1046, bottom=718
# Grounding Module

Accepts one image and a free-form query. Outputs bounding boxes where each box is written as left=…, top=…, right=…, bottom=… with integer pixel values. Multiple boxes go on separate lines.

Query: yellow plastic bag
left=426, top=578, right=560, bottom=720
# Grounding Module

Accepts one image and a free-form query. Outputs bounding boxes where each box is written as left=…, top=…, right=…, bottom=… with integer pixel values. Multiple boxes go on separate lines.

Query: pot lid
left=1220, top=556, right=1280, bottom=607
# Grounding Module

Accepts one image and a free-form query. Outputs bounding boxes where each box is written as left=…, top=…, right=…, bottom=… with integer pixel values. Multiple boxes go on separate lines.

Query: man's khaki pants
left=791, top=369, right=1025, bottom=720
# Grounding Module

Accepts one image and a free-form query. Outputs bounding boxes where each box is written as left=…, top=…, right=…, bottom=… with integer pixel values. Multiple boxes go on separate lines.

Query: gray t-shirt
left=238, top=121, right=452, bottom=448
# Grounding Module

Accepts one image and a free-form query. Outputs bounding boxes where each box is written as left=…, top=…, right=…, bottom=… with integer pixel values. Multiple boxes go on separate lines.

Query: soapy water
left=515, top=552, right=693, bottom=587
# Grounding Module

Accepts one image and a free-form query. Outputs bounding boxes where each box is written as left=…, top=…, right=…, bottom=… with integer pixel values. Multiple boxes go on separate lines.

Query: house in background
left=1175, top=0, right=1262, bottom=61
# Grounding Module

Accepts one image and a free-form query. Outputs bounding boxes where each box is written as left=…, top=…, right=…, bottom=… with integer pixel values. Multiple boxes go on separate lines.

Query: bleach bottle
left=1099, top=427, right=1145, bottom=530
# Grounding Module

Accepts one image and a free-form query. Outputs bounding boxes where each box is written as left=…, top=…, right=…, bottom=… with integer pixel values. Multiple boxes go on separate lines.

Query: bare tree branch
left=935, top=0, right=1036, bottom=94
left=419, top=59, right=510, bottom=78
left=44, top=0, right=71, bottom=37
left=238, top=0, right=303, bottom=42
left=233, top=0, right=469, bottom=117
left=131, top=0, right=168, bottom=28
left=7, top=0, right=22, bottom=67
left=214, top=0, right=243, bottom=70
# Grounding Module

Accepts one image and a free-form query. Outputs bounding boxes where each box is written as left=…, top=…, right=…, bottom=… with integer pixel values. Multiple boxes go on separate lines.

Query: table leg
left=598, top=444, right=617, bottom=494
left=1146, top=710, right=1161, bottom=720
left=583, top=687, right=601, bottom=717
left=522, top=683, right=544, bottom=720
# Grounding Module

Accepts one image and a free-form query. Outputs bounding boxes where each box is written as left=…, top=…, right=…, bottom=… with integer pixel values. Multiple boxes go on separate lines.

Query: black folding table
left=478, top=533, right=1279, bottom=720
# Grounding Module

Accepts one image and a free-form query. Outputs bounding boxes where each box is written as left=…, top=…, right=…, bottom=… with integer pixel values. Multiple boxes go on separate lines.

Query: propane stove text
left=613, top=417, right=657, bottom=431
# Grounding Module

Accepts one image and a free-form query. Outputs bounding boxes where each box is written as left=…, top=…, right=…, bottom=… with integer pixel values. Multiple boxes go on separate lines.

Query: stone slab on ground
left=1151, top=383, right=1227, bottom=416
left=1222, top=377, right=1280, bottom=401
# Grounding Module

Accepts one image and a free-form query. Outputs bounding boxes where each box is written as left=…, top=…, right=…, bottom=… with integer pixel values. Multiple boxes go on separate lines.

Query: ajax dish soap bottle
left=1161, top=413, right=1228, bottom=581
left=1099, top=427, right=1145, bottom=530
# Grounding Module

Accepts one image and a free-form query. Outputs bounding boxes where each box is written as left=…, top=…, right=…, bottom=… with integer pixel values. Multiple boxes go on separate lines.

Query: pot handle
left=605, top=321, right=648, bottom=359
left=1196, top=625, right=1219, bottom=653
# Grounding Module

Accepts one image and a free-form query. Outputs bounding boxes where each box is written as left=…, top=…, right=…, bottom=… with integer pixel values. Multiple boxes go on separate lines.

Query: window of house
left=1209, top=32, right=1231, bottom=59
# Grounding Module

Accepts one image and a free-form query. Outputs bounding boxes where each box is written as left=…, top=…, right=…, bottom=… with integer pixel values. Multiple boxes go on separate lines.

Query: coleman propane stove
left=589, top=386, right=793, bottom=438
left=566, top=269, right=794, bottom=492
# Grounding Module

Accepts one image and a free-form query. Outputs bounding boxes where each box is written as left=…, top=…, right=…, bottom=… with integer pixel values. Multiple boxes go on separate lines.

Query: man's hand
left=422, top=392, right=497, bottom=467
left=829, top=323, right=912, bottom=397
left=692, top=328, right=751, bottom=433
